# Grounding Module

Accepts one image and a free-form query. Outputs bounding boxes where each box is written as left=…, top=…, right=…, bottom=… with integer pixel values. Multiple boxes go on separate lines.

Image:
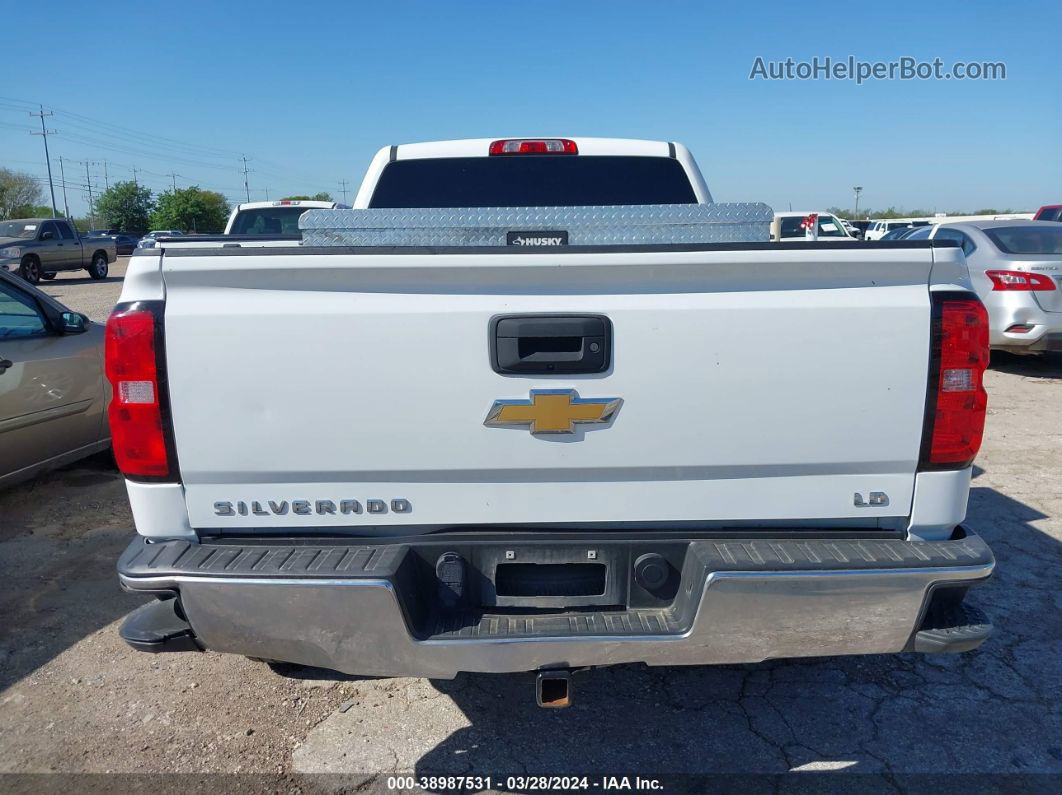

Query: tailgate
left=161, top=246, right=935, bottom=531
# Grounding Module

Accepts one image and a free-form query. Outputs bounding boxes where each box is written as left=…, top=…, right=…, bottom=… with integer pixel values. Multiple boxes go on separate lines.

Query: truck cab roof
left=229, top=200, right=347, bottom=212
left=353, top=137, right=713, bottom=207
left=224, top=199, right=350, bottom=236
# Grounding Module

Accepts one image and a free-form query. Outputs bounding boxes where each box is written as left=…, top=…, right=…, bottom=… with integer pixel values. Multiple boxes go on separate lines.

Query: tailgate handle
left=491, top=315, right=612, bottom=375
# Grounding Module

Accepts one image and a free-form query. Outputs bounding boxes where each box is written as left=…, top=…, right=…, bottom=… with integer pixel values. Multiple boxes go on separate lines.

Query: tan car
left=0, top=268, right=110, bottom=489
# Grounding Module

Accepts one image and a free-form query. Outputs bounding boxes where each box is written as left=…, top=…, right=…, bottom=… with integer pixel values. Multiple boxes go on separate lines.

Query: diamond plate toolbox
left=299, top=203, right=773, bottom=247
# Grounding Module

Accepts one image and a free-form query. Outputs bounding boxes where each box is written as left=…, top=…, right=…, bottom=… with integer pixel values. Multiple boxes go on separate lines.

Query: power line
left=29, top=105, right=58, bottom=218
left=43, top=128, right=241, bottom=172
left=4, top=100, right=331, bottom=214
left=0, top=93, right=245, bottom=160
left=2, top=111, right=334, bottom=191
left=2, top=98, right=335, bottom=183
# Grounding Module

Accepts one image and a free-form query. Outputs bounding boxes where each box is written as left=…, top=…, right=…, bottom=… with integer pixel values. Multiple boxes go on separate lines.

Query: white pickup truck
left=112, top=137, right=993, bottom=706
left=223, top=199, right=350, bottom=236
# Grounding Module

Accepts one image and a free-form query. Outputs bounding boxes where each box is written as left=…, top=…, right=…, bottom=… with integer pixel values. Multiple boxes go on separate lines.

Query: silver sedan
left=906, top=221, right=1062, bottom=353
left=0, top=268, right=110, bottom=488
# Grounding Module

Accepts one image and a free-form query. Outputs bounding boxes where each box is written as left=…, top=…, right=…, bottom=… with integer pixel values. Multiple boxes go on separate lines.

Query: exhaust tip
left=536, top=670, right=572, bottom=708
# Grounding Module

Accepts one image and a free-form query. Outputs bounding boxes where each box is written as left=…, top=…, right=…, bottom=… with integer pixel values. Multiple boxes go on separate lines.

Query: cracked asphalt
left=0, top=269, right=1060, bottom=787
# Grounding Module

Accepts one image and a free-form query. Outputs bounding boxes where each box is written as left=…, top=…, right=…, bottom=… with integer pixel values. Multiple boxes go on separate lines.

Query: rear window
left=984, top=226, right=1062, bottom=255
left=1036, top=207, right=1061, bottom=222
left=229, top=207, right=308, bottom=235
left=368, top=156, right=697, bottom=208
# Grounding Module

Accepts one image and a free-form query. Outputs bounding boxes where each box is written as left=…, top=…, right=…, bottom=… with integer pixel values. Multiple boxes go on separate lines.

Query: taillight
left=488, top=139, right=578, bottom=155
left=105, top=303, right=173, bottom=479
left=985, top=270, right=1056, bottom=291
left=920, top=295, right=989, bottom=470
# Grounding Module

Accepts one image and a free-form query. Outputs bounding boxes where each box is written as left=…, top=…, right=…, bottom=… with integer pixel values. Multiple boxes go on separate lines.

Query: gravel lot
left=1, top=267, right=1060, bottom=788
left=34, top=256, right=130, bottom=323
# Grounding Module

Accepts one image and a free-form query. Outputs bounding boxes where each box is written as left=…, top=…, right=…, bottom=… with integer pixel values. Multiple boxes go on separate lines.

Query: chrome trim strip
left=120, top=562, right=993, bottom=594
left=122, top=575, right=396, bottom=589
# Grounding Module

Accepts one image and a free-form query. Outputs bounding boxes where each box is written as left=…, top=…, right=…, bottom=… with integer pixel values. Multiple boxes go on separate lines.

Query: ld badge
left=484, top=389, right=621, bottom=435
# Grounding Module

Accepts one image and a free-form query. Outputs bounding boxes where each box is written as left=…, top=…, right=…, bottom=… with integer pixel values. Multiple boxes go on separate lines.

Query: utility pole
left=58, top=156, right=71, bottom=219
left=240, top=155, right=253, bottom=202
left=131, top=166, right=139, bottom=187
left=29, top=105, right=58, bottom=218
left=338, top=179, right=350, bottom=203
left=168, top=172, right=180, bottom=192
left=264, top=186, right=270, bottom=200
left=102, top=160, right=110, bottom=191
left=853, top=186, right=863, bottom=218
left=83, top=160, right=97, bottom=228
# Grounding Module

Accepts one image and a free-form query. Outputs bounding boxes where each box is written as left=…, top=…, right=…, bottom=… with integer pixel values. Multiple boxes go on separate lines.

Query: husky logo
left=507, top=230, right=569, bottom=246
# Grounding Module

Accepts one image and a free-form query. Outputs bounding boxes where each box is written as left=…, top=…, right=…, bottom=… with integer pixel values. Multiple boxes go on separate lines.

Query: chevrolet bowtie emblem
left=484, top=389, right=622, bottom=434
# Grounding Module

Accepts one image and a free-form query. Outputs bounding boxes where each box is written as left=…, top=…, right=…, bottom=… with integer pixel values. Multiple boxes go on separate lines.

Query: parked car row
left=769, top=209, right=1061, bottom=354
left=864, top=219, right=931, bottom=240
left=770, top=213, right=936, bottom=242
left=880, top=225, right=925, bottom=240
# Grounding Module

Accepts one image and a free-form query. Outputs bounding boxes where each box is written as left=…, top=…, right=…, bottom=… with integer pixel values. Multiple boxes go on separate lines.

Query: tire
left=88, top=252, right=109, bottom=280
left=19, top=256, right=41, bottom=285
left=41, top=272, right=57, bottom=280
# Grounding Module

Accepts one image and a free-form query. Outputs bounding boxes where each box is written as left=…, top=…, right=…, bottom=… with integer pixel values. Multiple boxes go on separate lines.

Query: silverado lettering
left=213, top=499, right=412, bottom=516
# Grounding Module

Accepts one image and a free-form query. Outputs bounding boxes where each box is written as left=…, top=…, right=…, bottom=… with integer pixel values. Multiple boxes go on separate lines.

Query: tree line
left=6, top=166, right=1028, bottom=230
left=1, top=167, right=334, bottom=233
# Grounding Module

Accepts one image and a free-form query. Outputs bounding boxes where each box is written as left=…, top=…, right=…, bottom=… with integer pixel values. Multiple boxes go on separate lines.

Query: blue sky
left=5, top=0, right=1059, bottom=218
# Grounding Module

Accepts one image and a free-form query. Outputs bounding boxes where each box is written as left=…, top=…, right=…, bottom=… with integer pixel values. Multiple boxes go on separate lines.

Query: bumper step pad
left=912, top=602, right=993, bottom=654
left=119, top=533, right=992, bottom=580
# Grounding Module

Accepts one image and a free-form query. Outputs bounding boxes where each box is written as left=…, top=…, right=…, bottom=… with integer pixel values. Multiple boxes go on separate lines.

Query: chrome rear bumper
left=118, top=530, right=994, bottom=678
